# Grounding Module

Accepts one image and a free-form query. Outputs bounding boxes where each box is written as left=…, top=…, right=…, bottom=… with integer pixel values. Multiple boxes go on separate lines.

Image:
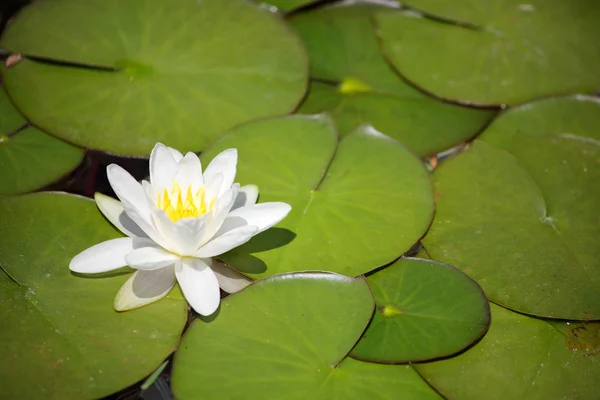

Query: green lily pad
left=423, top=138, right=600, bottom=319
left=290, top=3, right=494, bottom=157
left=351, top=257, right=490, bottom=363
left=299, top=81, right=494, bottom=157
left=0, top=88, right=83, bottom=195
left=376, top=2, right=600, bottom=105
left=202, top=114, right=434, bottom=278
left=416, top=304, right=600, bottom=400
left=0, top=193, right=187, bottom=399
left=172, top=272, right=441, bottom=399
left=480, top=94, right=600, bottom=150
left=0, top=85, right=26, bottom=132
left=549, top=320, right=600, bottom=354
left=260, top=0, right=319, bottom=12
left=0, top=0, right=307, bottom=156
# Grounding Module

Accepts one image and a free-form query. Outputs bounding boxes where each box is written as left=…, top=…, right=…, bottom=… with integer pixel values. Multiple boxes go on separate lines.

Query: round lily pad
left=480, top=94, right=600, bottom=150
left=0, top=193, right=187, bottom=399
left=423, top=138, right=600, bottom=319
left=290, top=3, right=494, bottom=156
left=0, top=0, right=307, bottom=156
left=376, top=1, right=600, bottom=105
left=0, top=88, right=83, bottom=195
left=172, top=272, right=441, bottom=399
left=416, top=304, right=600, bottom=400
left=201, top=114, right=435, bottom=278
left=351, top=257, right=490, bottom=363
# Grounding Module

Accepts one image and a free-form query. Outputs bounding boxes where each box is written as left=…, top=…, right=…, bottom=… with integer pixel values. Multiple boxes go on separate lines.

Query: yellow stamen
left=158, top=182, right=212, bottom=222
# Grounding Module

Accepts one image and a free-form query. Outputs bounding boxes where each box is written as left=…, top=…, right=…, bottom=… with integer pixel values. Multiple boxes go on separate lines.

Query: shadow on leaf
left=222, top=227, right=296, bottom=274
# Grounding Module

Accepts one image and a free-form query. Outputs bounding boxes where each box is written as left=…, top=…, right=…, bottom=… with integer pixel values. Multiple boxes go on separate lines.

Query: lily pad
left=202, top=115, right=435, bottom=278
left=0, top=193, right=187, bottom=399
left=416, top=304, right=600, bottom=400
left=479, top=94, right=600, bottom=150
left=0, top=0, right=307, bottom=155
left=0, top=88, right=83, bottom=195
left=423, top=138, right=600, bottom=319
left=0, top=85, right=26, bottom=131
left=260, top=0, right=319, bottom=12
left=376, top=1, right=600, bottom=105
left=172, top=272, right=441, bottom=399
left=351, top=257, right=490, bottom=363
left=290, top=3, right=494, bottom=156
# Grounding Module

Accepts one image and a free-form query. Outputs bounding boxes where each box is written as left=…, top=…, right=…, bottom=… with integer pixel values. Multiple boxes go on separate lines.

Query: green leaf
left=172, top=272, right=440, bottom=399
left=351, top=257, right=490, bottom=363
left=298, top=82, right=494, bottom=157
left=0, top=0, right=307, bottom=156
left=423, top=138, right=600, bottom=319
left=479, top=94, right=600, bottom=150
left=416, top=304, right=600, bottom=400
left=0, top=85, right=26, bottom=132
left=0, top=88, right=83, bottom=195
left=317, top=358, right=442, bottom=400
left=376, top=2, right=600, bottom=105
left=202, top=115, right=434, bottom=278
left=0, top=193, right=187, bottom=399
left=290, top=4, right=494, bottom=156
left=289, top=4, right=414, bottom=95
left=260, top=0, right=319, bottom=12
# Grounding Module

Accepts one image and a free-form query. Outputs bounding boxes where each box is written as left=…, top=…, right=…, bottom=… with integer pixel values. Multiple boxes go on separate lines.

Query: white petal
left=175, top=152, right=203, bottom=191
left=231, top=184, right=259, bottom=211
left=152, top=211, right=208, bottom=256
left=107, top=164, right=153, bottom=225
left=204, top=172, right=223, bottom=208
left=212, top=260, right=252, bottom=293
left=223, top=202, right=291, bottom=235
left=149, top=143, right=179, bottom=189
left=203, top=149, right=237, bottom=199
left=94, top=193, right=148, bottom=238
left=114, top=265, right=176, bottom=311
left=195, top=225, right=258, bottom=258
left=142, top=180, right=158, bottom=208
left=125, top=246, right=180, bottom=270
left=200, top=184, right=239, bottom=246
left=120, top=197, right=172, bottom=251
left=175, top=258, right=220, bottom=316
left=70, top=237, right=139, bottom=273
left=168, top=147, right=184, bottom=163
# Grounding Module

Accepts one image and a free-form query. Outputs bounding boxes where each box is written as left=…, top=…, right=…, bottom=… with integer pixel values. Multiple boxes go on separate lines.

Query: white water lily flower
left=70, top=143, right=291, bottom=316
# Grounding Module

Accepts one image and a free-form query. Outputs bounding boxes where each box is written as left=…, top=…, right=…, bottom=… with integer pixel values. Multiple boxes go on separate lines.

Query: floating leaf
left=290, top=3, right=494, bottom=156
left=202, top=115, right=434, bottom=278
left=172, top=272, right=440, bottom=399
left=0, top=88, right=83, bottom=195
left=480, top=94, right=600, bottom=149
left=0, top=0, right=307, bottom=155
left=416, top=304, right=600, bottom=400
left=376, top=2, right=600, bottom=105
left=549, top=320, right=600, bottom=354
left=351, top=258, right=490, bottom=363
left=260, top=0, right=320, bottom=12
left=0, top=193, right=187, bottom=399
left=0, top=85, right=26, bottom=131
left=423, top=138, right=600, bottom=319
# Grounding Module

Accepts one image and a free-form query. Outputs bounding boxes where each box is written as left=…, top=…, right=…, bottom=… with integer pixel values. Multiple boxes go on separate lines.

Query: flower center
left=157, top=182, right=214, bottom=222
